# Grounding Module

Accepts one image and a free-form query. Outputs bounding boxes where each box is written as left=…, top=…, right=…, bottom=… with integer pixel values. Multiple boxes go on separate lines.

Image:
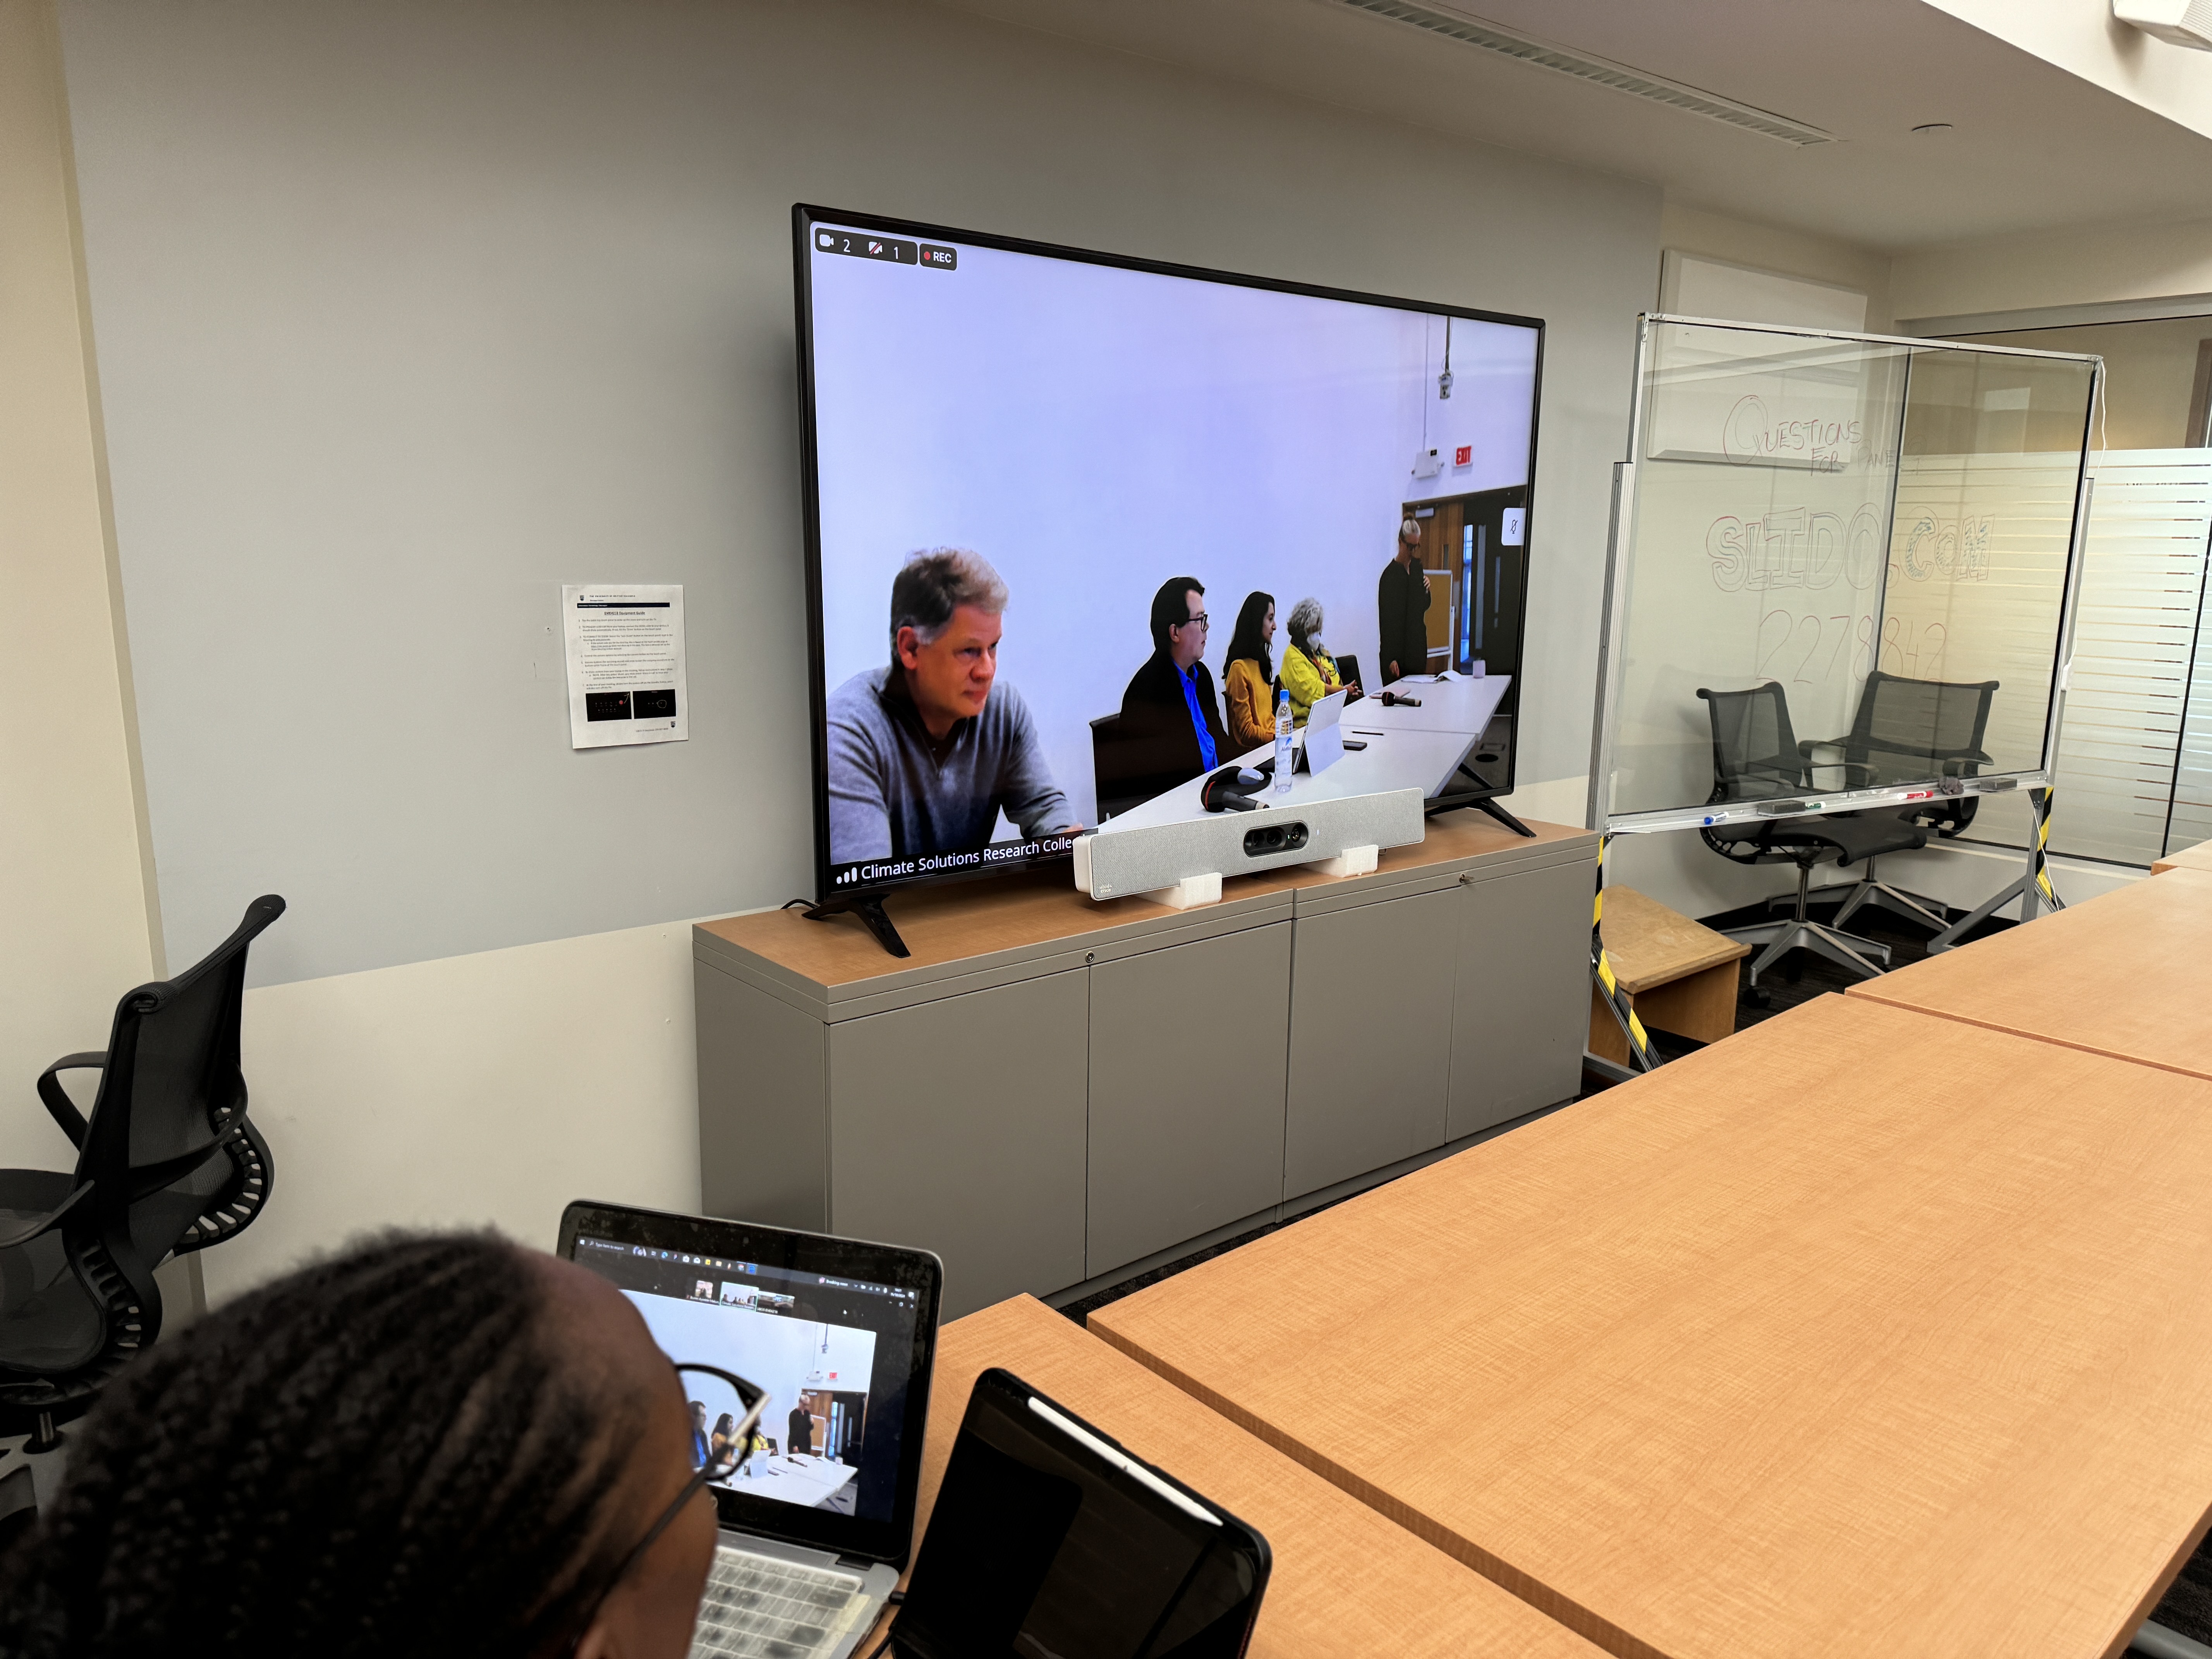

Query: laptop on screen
left=558, top=1200, right=944, bottom=1659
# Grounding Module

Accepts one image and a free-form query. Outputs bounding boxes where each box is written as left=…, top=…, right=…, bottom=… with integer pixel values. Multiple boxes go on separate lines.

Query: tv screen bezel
left=792, top=202, right=1546, bottom=907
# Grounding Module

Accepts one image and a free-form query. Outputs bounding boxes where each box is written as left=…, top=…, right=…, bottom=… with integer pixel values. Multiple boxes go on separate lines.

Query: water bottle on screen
left=1274, top=687, right=1293, bottom=792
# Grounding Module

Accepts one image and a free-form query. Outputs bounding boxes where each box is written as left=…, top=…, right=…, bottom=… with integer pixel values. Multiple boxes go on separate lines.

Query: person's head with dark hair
left=0, top=1233, right=714, bottom=1659
left=1223, top=592, right=1276, bottom=685
left=887, top=547, right=1010, bottom=740
left=1149, top=577, right=1208, bottom=668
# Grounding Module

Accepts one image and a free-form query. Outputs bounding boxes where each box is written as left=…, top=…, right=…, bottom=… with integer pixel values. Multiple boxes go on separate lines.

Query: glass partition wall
left=1594, top=318, right=2099, bottom=835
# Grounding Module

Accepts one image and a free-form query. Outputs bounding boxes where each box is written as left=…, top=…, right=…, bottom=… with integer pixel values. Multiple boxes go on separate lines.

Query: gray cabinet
left=828, top=970, right=1089, bottom=1320
left=696, top=960, right=826, bottom=1232
left=1284, top=887, right=1458, bottom=1201
left=693, top=814, right=1598, bottom=1316
left=1088, top=922, right=1291, bottom=1276
left=1449, top=858, right=1593, bottom=1140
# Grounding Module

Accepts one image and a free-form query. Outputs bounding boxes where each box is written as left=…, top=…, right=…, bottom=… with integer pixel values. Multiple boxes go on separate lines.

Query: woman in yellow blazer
left=1221, top=591, right=1278, bottom=752
left=1279, top=596, right=1358, bottom=725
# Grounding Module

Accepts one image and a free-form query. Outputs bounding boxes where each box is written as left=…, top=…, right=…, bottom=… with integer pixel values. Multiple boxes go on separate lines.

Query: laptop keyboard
left=689, top=1547, right=867, bottom=1659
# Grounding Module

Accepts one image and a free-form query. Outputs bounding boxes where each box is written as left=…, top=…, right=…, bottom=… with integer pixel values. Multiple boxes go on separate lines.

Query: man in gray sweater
left=825, top=548, right=1079, bottom=866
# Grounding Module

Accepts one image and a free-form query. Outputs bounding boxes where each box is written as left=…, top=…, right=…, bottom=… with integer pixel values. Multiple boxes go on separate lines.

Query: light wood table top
left=1091, top=995, right=2212, bottom=1659
left=871, top=1294, right=1604, bottom=1659
left=2152, top=836, right=2212, bottom=876
left=1848, top=865, right=2212, bottom=1082
left=697, top=810, right=1589, bottom=991
left=1598, top=885, right=1749, bottom=994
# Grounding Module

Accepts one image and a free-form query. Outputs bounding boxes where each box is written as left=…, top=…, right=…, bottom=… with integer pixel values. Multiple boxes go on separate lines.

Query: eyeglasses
left=1176, top=613, right=1210, bottom=631
left=568, top=1362, right=767, bottom=1652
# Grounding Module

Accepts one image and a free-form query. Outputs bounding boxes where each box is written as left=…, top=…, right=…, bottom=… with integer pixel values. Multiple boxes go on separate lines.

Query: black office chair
left=0, top=895, right=285, bottom=1448
left=1796, top=671, right=1998, bottom=931
left=0, top=1124, right=147, bottom=1457
left=1091, top=713, right=1144, bottom=822
left=1333, top=654, right=1364, bottom=700
left=1696, top=684, right=1927, bottom=986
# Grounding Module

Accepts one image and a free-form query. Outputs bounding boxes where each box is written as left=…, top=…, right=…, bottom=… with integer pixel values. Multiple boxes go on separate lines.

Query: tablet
left=891, top=1367, right=1271, bottom=1659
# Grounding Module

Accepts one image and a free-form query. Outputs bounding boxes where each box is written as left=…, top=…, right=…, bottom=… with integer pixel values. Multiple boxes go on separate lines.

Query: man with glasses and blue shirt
left=1116, top=576, right=1233, bottom=806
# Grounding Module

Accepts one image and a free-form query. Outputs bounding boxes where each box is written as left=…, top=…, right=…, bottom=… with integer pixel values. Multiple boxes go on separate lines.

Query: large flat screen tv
left=795, top=204, right=1543, bottom=920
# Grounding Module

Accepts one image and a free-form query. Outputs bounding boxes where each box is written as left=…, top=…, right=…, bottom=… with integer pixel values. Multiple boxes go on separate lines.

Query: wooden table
left=1091, top=996, right=2212, bottom=1659
left=2152, top=835, right=2212, bottom=876
left=864, top=1294, right=1603, bottom=1659
left=1849, top=864, right=2212, bottom=1082
left=1589, top=885, right=1750, bottom=1066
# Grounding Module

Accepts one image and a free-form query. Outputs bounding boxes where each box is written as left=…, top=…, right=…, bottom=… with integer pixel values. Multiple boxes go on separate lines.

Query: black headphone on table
left=1199, top=762, right=1273, bottom=812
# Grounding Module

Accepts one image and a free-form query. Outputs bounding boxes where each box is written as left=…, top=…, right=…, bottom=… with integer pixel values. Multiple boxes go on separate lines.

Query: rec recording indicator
left=815, top=228, right=916, bottom=265
left=919, top=243, right=957, bottom=270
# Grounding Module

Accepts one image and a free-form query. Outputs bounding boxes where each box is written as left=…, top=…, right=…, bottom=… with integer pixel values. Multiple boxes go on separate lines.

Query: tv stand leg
left=1472, top=797, right=1535, bottom=838
left=802, top=896, right=912, bottom=959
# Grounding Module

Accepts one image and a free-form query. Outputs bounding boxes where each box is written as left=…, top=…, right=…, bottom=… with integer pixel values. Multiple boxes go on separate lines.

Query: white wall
left=211, top=916, right=702, bottom=1304
left=57, top=0, right=1657, bottom=989
left=1894, top=215, right=2212, bottom=328
left=1658, top=201, right=1895, bottom=333
left=31, top=0, right=1661, bottom=1299
left=0, top=0, right=160, bottom=1173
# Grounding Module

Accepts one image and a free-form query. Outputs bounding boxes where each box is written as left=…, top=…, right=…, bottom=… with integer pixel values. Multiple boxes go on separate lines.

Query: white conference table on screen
left=732, top=1452, right=855, bottom=1507
left=1349, top=671, right=1510, bottom=737
left=1096, top=674, right=1511, bottom=835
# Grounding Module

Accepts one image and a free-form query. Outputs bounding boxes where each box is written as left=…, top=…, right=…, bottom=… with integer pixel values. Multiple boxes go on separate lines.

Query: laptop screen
left=559, top=1201, right=943, bottom=1567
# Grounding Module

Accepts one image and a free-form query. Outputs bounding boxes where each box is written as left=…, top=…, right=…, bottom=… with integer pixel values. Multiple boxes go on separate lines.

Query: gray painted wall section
left=58, top=0, right=1658, bottom=986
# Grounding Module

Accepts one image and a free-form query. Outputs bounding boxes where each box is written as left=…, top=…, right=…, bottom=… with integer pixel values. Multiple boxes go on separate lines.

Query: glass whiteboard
left=1594, top=318, right=2098, bottom=834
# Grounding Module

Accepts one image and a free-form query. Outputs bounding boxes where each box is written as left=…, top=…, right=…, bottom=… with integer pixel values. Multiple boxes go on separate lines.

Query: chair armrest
left=0, top=1180, right=91, bottom=1250
left=1797, top=736, right=1850, bottom=757
left=36, top=1052, right=106, bottom=1147
left=1940, top=751, right=1993, bottom=775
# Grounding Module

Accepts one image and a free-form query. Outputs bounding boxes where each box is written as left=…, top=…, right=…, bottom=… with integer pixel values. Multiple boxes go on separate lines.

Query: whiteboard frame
left=1588, top=314, right=2103, bottom=836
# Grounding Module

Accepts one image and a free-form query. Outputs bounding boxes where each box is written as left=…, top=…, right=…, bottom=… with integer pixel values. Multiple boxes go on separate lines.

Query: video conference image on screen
left=803, top=215, right=1542, bottom=898
left=575, top=1237, right=917, bottom=1522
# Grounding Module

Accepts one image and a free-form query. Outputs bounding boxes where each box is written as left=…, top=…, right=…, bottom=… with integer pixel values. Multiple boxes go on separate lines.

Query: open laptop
left=1301, top=687, right=1350, bottom=771
left=559, top=1200, right=944, bottom=1659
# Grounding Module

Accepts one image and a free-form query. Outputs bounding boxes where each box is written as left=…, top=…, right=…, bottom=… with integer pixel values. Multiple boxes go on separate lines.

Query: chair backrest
left=1334, top=654, right=1364, bottom=695
left=78, top=895, right=287, bottom=1203
left=1091, top=713, right=1144, bottom=821
left=1845, top=671, right=2000, bottom=781
left=1695, top=682, right=1805, bottom=804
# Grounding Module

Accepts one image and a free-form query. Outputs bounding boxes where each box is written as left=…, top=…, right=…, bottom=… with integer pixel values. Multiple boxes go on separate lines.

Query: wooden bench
left=1588, top=885, right=1751, bottom=1065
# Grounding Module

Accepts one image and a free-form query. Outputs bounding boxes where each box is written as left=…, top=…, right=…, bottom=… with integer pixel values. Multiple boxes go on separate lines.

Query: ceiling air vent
left=1334, top=0, right=1837, bottom=146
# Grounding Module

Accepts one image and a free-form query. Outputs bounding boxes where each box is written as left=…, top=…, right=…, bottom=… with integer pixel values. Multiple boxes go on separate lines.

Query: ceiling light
left=2114, top=0, right=2212, bottom=51
left=1333, top=0, right=1836, bottom=146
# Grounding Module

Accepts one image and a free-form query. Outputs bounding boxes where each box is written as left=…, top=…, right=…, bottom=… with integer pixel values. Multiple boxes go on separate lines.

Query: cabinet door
left=1285, top=891, right=1457, bottom=1200
left=1449, top=859, right=1592, bottom=1139
left=697, top=964, right=830, bottom=1231
left=1089, top=922, right=1291, bottom=1277
left=828, top=970, right=1087, bottom=1320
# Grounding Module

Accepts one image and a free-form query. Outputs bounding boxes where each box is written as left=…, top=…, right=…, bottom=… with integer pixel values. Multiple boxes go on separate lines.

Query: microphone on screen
left=1380, top=690, right=1422, bottom=708
left=1199, top=764, right=1268, bottom=813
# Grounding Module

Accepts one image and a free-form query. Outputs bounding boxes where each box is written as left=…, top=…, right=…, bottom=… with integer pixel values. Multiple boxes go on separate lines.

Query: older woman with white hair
left=1278, top=596, right=1358, bottom=726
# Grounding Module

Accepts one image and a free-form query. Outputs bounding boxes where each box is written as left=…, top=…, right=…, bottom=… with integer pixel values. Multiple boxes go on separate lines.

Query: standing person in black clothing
left=1112, top=576, right=1233, bottom=804
left=1378, top=516, right=1432, bottom=684
left=788, top=1398, right=816, bottom=1457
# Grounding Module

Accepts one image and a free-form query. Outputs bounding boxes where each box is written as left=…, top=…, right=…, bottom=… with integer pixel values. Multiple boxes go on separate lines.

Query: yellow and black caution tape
left=1592, top=834, right=1660, bottom=1072
left=2029, top=787, right=2064, bottom=911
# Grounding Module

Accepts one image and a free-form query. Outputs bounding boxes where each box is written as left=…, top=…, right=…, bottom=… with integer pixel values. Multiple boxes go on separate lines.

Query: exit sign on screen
left=1454, top=445, right=1471, bottom=465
